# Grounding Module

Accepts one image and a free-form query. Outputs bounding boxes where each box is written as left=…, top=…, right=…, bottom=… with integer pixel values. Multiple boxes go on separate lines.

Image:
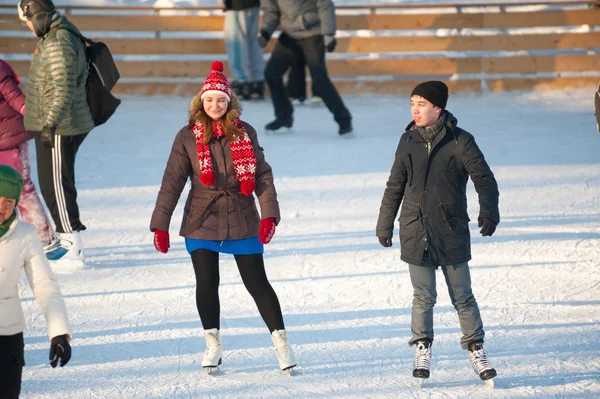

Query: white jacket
left=0, top=219, right=72, bottom=340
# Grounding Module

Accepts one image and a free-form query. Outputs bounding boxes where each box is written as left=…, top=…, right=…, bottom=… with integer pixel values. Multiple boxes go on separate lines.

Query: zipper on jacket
left=218, top=138, right=229, bottom=237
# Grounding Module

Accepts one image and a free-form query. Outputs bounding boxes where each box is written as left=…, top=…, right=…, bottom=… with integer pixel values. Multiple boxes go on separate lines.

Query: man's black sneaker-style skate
left=413, top=339, right=432, bottom=379
left=468, top=341, right=497, bottom=381
left=338, top=119, right=353, bottom=135
left=265, top=117, right=293, bottom=131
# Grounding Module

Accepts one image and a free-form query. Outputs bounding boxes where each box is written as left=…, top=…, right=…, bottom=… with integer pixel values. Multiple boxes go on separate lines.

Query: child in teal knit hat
left=0, top=165, right=24, bottom=237
left=0, top=165, right=73, bottom=398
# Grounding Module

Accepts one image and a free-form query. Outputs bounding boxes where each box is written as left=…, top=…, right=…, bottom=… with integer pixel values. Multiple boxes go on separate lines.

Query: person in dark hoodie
left=258, top=0, right=352, bottom=135
left=376, top=81, right=499, bottom=384
left=18, top=0, right=93, bottom=266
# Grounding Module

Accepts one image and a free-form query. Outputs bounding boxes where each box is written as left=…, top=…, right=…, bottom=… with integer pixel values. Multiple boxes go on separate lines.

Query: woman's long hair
left=188, top=92, right=246, bottom=145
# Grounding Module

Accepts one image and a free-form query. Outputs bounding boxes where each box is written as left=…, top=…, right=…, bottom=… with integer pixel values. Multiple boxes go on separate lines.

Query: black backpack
left=56, top=27, right=121, bottom=127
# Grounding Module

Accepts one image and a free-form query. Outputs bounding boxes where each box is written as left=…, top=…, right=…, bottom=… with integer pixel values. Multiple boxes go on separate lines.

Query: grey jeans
left=408, top=262, right=484, bottom=350
left=224, top=7, right=264, bottom=82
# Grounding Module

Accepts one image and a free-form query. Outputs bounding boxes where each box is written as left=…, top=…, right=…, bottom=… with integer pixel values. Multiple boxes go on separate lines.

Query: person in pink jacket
left=0, top=59, right=56, bottom=249
left=0, top=165, right=72, bottom=399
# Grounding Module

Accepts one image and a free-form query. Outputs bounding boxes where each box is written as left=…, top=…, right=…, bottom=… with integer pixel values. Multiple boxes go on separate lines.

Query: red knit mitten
left=154, top=229, right=170, bottom=253
left=259, top=218, right=276, bottom=244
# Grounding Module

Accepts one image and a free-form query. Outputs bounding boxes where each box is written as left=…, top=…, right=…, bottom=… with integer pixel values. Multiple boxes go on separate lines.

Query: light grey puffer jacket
left=260, top=0, right=336, bottom=39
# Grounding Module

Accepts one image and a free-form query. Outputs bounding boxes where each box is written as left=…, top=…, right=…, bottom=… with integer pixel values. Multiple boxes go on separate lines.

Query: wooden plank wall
left=1, top=1, right=599, bottom=95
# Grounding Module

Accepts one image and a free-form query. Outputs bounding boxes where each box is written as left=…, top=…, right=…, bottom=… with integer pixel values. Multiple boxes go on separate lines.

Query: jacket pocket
left=440, top=203, right=470, bottom=257
left=406, top=154, right=414, bottom=187
left=399, top=202, right=422, bottom=251
left=445, top=156, right=462, bottom=189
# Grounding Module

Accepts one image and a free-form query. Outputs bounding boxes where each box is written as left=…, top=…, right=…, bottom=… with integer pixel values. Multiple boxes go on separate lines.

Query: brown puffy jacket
left=150, top=98, right=280, bottom=241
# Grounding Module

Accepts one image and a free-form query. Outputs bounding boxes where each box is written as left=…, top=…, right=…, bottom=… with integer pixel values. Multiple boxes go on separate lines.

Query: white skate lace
left=469, top=348, right=492, bottom=373
left=414, top=342, right=431, bottom=370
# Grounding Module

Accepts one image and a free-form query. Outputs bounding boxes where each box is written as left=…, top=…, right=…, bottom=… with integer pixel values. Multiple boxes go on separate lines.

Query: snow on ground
left=17, top=88, right=600, bottom=398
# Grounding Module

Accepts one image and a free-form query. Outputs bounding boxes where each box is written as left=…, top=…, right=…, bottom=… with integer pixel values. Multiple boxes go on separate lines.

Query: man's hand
left=378, top=236, right=392, bottom=247
left=478, top=217, right=497, bottom=237
left=324, top=35, right=337, bottom=52
left=257, top=30, right=271, bottom=48
left=41, top=126, right=56, bottom=148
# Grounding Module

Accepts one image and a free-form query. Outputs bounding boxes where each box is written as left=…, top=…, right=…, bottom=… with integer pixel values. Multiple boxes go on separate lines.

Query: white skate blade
left=204, top=365, right=221, bottom=376
left=416, top=377, right=425, bottom=388
left=484, top=378, right=495, bottom=388
left=281, top=367, right=294, bottom=376
left=265, top=127, right=294, bottom=136
left=49, top=259, right=85, bottom=273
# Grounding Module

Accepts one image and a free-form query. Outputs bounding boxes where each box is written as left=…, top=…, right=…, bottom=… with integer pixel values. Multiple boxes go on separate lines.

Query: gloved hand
left=41, top=126, right=56, bottom=148
left=324, top=35, right=337, bottom=52
left=478, top=217, right=497, bottom=237
left=378, top=236, right=392, bottom=247
left=259, top=218, right=276, bottom=244
left=49, top=334, right=71, bottom=368
left=153, top=229, right=170, bottom=253
left=257, top=30, right=271, bottom=48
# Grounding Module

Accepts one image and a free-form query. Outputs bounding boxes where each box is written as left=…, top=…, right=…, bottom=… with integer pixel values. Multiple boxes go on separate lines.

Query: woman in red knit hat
left=150, top=61, right=296, bottom=374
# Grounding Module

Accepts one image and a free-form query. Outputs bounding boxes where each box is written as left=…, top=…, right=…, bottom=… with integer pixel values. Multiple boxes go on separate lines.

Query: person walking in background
left=258, top=0, right=353, bottom=135
left=376, top=81, right=499, bottom=385
left=18, top=0, right=94, bottom=266
left=0, top=58, right=58, bottom=252
left=150, top=62, right=296, bottom=374
left=0, top=165, right=72, bottom=399
left=219, top=0, right=265, bottom=100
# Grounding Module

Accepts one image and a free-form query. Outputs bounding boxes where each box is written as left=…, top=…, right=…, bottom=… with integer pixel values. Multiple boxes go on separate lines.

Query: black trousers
left=265, top=33, right=351, bottom=124
left=0, top=333, right=24, bottom=399
left=191, top=249, right=285, bottom=332
left=286, top=51, right=319, bottom=100
left=35, top=132, right=88, bottom=234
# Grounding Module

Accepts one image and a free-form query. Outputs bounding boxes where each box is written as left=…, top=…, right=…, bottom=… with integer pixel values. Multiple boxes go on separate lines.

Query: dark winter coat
left=150, top=96, right=280, bottom=241
left=224, top=0, right=260, bottom=10
left=376, top=111, right=499, bottom=267
left=0, top=60, right=33, bottom=151
left=260, top=0, right=336, bottom=39
left=24, top=16, right=94, bottom=136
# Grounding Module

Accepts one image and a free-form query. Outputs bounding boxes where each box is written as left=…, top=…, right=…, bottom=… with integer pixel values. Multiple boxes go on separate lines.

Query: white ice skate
left=271, top=329, right=296, bottom=374
left=413, top=339, right=432, bottom=387
left=47, top=232, right=85, bottom=272
left=468, top=341, right=497, bottom=387
left=202, top=328, right=222, bottom=374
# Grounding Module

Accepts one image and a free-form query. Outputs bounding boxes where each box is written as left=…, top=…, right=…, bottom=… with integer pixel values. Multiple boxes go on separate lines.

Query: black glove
left=257, top=30, right=270, bottom=48
left=478, top=217, right=497, bottom=237
left=41, top=126, right=56, bottom=149
left=378, top=236, right=392, bottom=247
left=49, top=334, right=71, bottom=368
left=324, top=35, right=337, bottom=53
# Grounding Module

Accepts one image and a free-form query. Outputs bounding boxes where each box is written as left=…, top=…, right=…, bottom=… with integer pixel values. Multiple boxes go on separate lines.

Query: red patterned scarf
left=192, top=119, right=256, bottom=196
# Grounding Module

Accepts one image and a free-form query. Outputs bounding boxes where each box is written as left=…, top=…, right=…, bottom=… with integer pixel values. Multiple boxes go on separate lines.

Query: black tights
left=191, top=249, right=285, bottom=332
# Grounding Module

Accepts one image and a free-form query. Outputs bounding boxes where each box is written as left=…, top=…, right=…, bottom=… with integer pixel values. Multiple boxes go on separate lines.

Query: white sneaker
left=202, top=329, right=223, bottom=368
left=271, top=329, right=296, bottom=371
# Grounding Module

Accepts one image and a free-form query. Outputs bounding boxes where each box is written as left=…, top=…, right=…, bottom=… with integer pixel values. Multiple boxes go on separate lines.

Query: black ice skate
left=265, top=116, right=293, bottom=132
left=230, top=80, right=243, bottom=98
left=413, top=339, right=432, bottom=385
left=468, top=341, right=497, bottom=387
left=249, top=81, right=265, bottom=100
left=338, top=119, right=353, bottom=136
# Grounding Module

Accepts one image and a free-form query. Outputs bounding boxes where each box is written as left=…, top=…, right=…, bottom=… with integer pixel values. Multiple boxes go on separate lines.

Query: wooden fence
left=1, top=1, right=599, bottom=96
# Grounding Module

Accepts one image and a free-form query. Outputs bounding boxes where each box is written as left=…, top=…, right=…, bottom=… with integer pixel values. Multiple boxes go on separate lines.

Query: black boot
left=338, top=119, right=353, bottom=135
left=230, top=80, right=243, bottom=97
left=265, top=116, right=293, bottom=131
left=250, top=81, right=265, bottom=100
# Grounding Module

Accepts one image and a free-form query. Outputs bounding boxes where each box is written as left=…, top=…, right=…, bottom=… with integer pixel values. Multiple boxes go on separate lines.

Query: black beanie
left=410, top=81, right=449, bottom=109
